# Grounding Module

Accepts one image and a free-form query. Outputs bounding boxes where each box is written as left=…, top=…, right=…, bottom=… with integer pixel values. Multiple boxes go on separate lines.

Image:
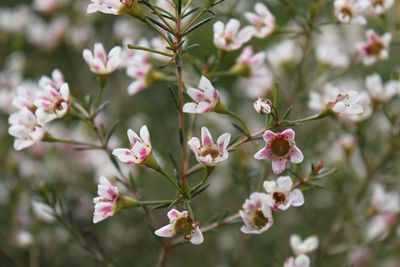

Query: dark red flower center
left=270, top=138, right=291, bottom=157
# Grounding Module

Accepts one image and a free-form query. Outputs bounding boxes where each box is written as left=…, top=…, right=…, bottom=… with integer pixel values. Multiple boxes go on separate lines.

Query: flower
left=112, top=126, right=152, bottom=165
left=188, top=127, right=231, bottom=166
left=83, top=43, right=121, bottom=75
left=367, top=0, right=394, bottom=15
left=333, top=0, right=367, bottom=24
left=366, top=73, right=398, bottom=102
left=183, top=76, right=221, bottom=114
left=284, top=255, right=311, bottom=267
left=12, top=83, right=40, bottom=110
left=239, top=192, right=273, bottom=234
left=213, top=19, right=253, bottom=51
left=290, top=234, right=319, bottom=256
left=234, top=46, right=265, bottom=77
left=263, top=176, right=304, bottom=211
left=126, top=52, right=152, bottom=95
left=370, top=184, right=400, bottom=214
left=244, top=2, right=275, bottom=38
left=34, top=83, right=70, bottom=124
left=87, top=0, right=126, bottom=15
left=93, top=176, right=119, bottom=223
left=316, top=43, right=349, bottom=68
left=8, top=108, right=45, bottom=151
left=328, top=91, right=364, bottom=115
left=254, top=129, right=304, bottom=174
left=266, top=40, right=302, bottom=71
left=154, top=209, right=204, bottom=245
left=38, top=68, right=65, bottom=89
left=309, top=84, right=364, bottom=116
left=253, top=97, right=271, bottom=114
left=356, top=30, right=391, bottom=65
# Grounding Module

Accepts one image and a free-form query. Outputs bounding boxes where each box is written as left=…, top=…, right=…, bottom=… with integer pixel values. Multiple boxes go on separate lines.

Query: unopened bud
left=253, top=97, right=272, bottom=114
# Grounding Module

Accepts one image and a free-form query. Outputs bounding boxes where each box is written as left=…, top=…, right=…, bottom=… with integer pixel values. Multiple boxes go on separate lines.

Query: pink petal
left=271, top=159, right=288, bottom=174
left=290, top=146, right=304, bottom=163
left=201, top=127, right=213, bottom=146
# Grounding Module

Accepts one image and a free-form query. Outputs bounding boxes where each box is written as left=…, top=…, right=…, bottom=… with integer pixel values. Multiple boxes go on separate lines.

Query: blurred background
left=1, top=0, right=400, bottom=266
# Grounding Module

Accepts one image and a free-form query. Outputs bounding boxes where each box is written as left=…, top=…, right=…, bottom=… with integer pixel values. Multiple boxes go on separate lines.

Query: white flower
left=365, top=214, right=397, bottom=241
left=155, top=209, right=204, bottom=245
left=126, top=52, right=152, bottom=95
left=188, top=127, right=231, bottom=166
left=334, top=0, right=367, bottom=24
left=31, top=200, right=55, bottom=222
left=213, top=19, right=253, bottom=51
left=316, top=44, right=349, bottom=68
left=366, top=73, right=398, bottom=102
left=33, top=0, right=65, bottom=13
left=253, top=97, right=271, bottom=114
left=183, top=76, right=221, bottom=114
left=38, top=68, right=65, bottom=89
left=356, top=30, right=392, bottom=66
left=236, top=46, right=265, bottom=76
left=244, top=3, right=276, bottom=38
left=266, top=40, right=302, bottom=71
left=290, top=234, right=319, bottom=256
left=12, top=84, right=40, bottom=110
left=263, top=176, right=304, bottom=211
left=367, top=0, right=394, bottom=15
left=112, top=126, right=152, bottom=165
left=93, top=176, right=119, bottom=224
left=284, top=254, right=311, bottom=267
left=83, top=43, right=121, bottom=75
left=34, top=83, right=70, bottom=124
left=370, top=184, right=400, bottom=214
left=240, top=192, right=273, bottom=234
left=8, top=109, right=45, bottom=151
left=87, top=0, right=125, bottom=15
left=309, top=84, right=364, bottom=116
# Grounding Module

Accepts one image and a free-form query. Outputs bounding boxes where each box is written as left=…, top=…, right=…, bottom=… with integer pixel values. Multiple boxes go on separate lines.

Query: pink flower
left=87, top=0, right=125, bottom=15
left=245, top=2, right=276, bottom=38
left=213, top=19, right=253, bottom=51
left=8, top=108, right=45, bottom=151
left=284, top=255, right=310, bottom=267
left=240, top=192, right=273, bottom=234
left=356, top=30, right=392, bottom=65
left=112, top=126, right=152, bottom=165
left=188, top=127, right=231, bottom=166
left=126, top=55, right=152, bottom=95
left=34, top=83, right=70, bottom=124
left=93, top=176, right=119, bottom=223
left=263, top=176, right=304, bottom=211
left=367, top=0, right=394, bottom=15
left=155, top=209, right=204, bottom=245
left=254, top=129, right=304, bottom=174
left=183, top=76, right=220, bottom=114
left=83, top=43, right=121, bottom=75
left=12, top=84, right=40, bottom=110
left=38, top=68, right=65, bottom=90
left=334, top=0, right=367, bottom=24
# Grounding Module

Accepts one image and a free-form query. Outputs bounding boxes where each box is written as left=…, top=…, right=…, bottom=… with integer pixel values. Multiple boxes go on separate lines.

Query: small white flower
left=366, top=73, right=398, bottom=102
left=83, top=43, right=121, bottom=75
left=188, top=127, right=231, bottom=166
left=370, top=184, right=400, bottom=214
left=155, top=209, right=204, bottom=245
left=290, top=234, right=319, bottom=256
left=244, top=3, right=276, bottom=39
left=87, top=0, right=125, bottom=15
left=34, top=83, right=70, bottom=124
left=213, top=19, right=254, bottom=51
left=334, top=0, right=367, bottom=24
left=263, top=176, right=304, bottom=211
left=183, top=76, right=221, bottom=114
left=316, top=44, right=349, bottom=68
left=253, top=97, right=271, bottom=114
left=93, top=176, right=119, bottom=224
left=356, top=29, right=392, bottom=66
left=284, top=254, right=311, bottom=267
left=367, top=0, right=394, bottom=15
left=240, top=192, right=273, bottom=234
left=266, top=40, right=302, bottom=71
left=8, top=108, right=45, bottom=151
left=12, top=84, right=40, bottom=110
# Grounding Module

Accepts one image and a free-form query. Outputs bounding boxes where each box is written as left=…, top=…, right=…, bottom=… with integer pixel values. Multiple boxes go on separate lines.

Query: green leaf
left=184, top=16, right=215, bottom=35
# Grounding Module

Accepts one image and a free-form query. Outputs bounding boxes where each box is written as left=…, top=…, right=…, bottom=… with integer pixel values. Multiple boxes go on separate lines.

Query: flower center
left=273, top=191, right=286, bottom=205
left=252, top=209, right=269, bottom=230
left=199, top=145, right=221, bottom=159
left=173, top=216, right=194, bottom=236
left=340, top=6, right=353, bottom=18
left=270, top=138, right=291, bottom=157
left=372, top=0, right=383, bottom=6
left=364, top=41, right=384, bottom=56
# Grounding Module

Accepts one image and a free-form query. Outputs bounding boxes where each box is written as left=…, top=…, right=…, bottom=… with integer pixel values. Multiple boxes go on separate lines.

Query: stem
left=138, top=199, right=175, bottom=206
left=201, top=213, right=241, bottom=233
left=127, top=44, right=173, bottom=57
left=156, top=168, right=181, bottom=191
left=227, top=110, right=251, bottom=137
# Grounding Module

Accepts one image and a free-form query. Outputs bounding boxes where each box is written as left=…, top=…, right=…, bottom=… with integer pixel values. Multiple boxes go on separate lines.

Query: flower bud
left=253, top=97, right=272, bottom=114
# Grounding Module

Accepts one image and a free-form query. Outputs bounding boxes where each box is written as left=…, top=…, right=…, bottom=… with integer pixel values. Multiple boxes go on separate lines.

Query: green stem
left=128, top=44, right=174, bottom=57
left=282, top=109, right=333, bottom=125
left=227, top=110, right=251, bottom=137
left=137, top=199, right=175, bottom=206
